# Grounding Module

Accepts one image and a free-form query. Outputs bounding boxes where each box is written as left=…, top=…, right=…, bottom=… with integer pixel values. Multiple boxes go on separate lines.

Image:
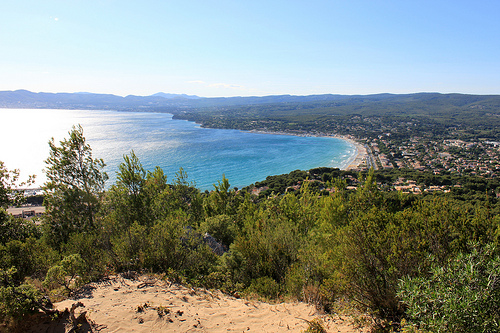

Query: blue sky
left=1, top=0, right=499, bottom=97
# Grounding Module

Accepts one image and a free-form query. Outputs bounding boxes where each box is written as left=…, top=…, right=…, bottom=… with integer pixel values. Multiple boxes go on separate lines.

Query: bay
left=0, top=109, right=356, bottom=191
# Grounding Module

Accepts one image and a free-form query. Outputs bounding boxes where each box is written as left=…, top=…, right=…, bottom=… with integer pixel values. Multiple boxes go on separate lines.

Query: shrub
left=64, top=231, right=110, bottom=281
left=0, top=238, right=58, bottom=282
left=398, top=244, right=500, bottom=332
left=0, top=212, right=41, bottom=244
left=43, top=254, right=86, bottom=292
left=244, top=276, right=280, bottom=300
left=225, top=210, right=302, bottom=287
left=111, top=221, right=149, bottom=271
left=199, top=214, right=238, bottom=246
left=0, top=267, right=44, bottom=321
left=302, top=318, right=327, bottom=333
left=197, top=271, right=243, bottom=294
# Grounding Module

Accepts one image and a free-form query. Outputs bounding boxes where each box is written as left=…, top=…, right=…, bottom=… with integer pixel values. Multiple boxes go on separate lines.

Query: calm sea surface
left=0, top=109, right=356, bottom=190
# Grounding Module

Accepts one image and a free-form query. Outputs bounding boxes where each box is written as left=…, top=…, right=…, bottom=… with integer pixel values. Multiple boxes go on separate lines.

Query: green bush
left=245, top=276, right=280, bottom=300
left=197, top=271, right=243, bottom=294
left=111, top=221, right=149, bottom=271
left=64, top=231, right=110, bottom=281
left=314, top=195, right=489, bottom=321
left=123, top=214, right=218, bottom=280
left=199, top=214, right=238, bottom=246
left=43, top=254, right=86, bottom=292
left=302, top=318, right=327, bottom=333
left=398, top=244, right=500, bottom=332
left=0, top=238, right=58, bottom=282
left=0, top=212, right=41, bottom=244
left=225, top=217, right=301, bottom=287
left=0, top=267, right=43, bottom=321
left=142, top=218, right=182, bottom=272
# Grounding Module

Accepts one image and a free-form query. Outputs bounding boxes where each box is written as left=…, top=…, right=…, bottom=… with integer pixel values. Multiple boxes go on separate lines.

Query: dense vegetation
left=247, top=167, right=500, bottom=206
left=168, top=93, right=500, bottom=141
left=1, top=126, right=499, bottom=332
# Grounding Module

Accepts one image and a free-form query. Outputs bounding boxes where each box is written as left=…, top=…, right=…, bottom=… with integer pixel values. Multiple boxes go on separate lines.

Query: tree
left=204, top=175, right=236, bottom=217
left=152, top=168, right=203, bottom=224
left=0, top=161, right=34, bottom=208
left=0, top=161, right=18, bottom=209
left=117, top=150, right=146, bottom=198
left=43, top=125, right=108, bottom=246
left=108, top=150, right=147, bottom=228
left=0, top=161, right=38, bottom=245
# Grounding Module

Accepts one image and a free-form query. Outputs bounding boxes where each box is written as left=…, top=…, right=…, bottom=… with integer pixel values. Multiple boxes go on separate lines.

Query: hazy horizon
left=3, top=89, right=499, bottom=100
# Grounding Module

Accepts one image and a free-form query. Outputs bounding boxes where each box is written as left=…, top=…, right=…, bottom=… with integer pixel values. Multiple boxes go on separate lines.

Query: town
left=358, top=136, right=500, bottom=176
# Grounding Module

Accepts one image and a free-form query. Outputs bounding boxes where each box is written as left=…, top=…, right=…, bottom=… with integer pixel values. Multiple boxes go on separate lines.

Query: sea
left=0, top=109, right=356, bottom=191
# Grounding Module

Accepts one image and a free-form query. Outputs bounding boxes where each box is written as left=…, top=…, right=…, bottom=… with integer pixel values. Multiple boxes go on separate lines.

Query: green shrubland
left=1, top=126, right=499, bottom=331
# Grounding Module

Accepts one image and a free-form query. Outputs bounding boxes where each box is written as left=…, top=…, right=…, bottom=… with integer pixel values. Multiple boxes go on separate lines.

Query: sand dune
left=32, top=274, right=368, bottom=332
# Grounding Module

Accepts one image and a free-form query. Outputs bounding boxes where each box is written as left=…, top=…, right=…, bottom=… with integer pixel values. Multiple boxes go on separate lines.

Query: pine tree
left=43, top=125, right=108, bottom=246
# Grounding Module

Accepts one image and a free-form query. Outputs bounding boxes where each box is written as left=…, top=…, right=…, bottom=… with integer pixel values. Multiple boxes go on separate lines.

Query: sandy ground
left=343, top=139, right=367, bottom=170
left=30, top=274, right=369, bottom=333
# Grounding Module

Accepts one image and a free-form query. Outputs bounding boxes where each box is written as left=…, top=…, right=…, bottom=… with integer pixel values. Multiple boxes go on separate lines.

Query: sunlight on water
left=0, top=109, right=356, bottom=190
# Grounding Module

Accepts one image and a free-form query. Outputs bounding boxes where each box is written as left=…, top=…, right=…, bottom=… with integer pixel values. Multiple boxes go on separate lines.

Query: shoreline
left=341, top=137, right=367, bottom=170
left=245, top=130, right=367, bottom=170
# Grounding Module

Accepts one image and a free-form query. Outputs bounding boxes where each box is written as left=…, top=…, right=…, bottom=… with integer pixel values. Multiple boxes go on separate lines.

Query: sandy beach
left=324, top=134, right=367, bottom=170
left=29, top=274, right=369, bottom=332
left=341, top=137, right=367, bottom=170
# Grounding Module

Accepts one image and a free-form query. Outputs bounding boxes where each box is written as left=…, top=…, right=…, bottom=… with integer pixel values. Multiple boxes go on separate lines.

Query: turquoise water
left=0, top=109, right=356, bottom=190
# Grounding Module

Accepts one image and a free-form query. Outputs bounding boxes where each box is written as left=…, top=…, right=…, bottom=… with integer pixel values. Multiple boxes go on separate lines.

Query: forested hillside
left=165, top=93, right=500, bottom=179
left=169, top=93, right=500, bottom=140
left=1, top=126, right=499, bottom=332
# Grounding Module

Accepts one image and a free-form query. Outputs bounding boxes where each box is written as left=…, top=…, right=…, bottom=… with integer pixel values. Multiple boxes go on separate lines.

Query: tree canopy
left=42, top=124, right=108, bottom=246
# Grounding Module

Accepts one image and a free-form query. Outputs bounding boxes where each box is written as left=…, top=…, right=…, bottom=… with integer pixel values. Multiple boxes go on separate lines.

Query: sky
left=1, top=0, right=500, bottom=97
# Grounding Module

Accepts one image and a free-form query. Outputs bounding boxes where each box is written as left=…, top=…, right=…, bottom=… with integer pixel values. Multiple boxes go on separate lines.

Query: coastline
left=246, top=130, right=367, bottom=170
left=341, top=137, right=367, bottom=170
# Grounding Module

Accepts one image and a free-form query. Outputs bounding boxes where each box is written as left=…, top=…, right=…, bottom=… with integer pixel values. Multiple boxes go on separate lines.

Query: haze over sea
left=1, top=109, right=356, bottom=191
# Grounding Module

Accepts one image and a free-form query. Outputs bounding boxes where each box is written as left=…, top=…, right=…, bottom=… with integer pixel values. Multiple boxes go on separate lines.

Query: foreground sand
left=41, top=274, right=368, bottom=332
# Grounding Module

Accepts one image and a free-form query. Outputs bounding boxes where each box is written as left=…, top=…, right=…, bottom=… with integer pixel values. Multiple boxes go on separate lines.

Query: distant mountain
left=151, top=92, right=201, bottom=100
left=0, top=90, right=191, bottom=110
left=1, top=90, right=499, bottom=117
left=0, top=90, right=366, bottom=110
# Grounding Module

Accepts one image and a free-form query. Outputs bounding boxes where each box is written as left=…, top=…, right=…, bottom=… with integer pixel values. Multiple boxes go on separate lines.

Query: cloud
left=188, top=80, right=206, bottom=85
